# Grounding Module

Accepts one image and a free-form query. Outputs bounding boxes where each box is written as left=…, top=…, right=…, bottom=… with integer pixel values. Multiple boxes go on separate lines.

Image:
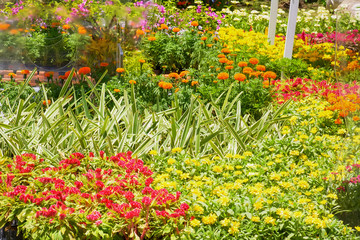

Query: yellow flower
left=326, top=193, right=338, bottom=199
left=171, top=147, right=182, bottom=153
left=218, top=196, right=230, bottom=206
left=251, top=216, right=260, bottom=222
left=190, top=219, right=201, bottom=227
left=276, top=208, right=292, bottom=219
left=220, top=218, right=231, bottom=227
left=149, top=150, right=157, bottom=155
left=354, top=226, right=360, bottom=232
left=294, top=211, right=303, bottom=218
left=228, top=221, right=240, bottom=235
left=290, top=150, right=300, bottom=156
left=253, top=201, right=263, bottom=210
left=243, top=151, right=253, bottom=156
left=264, top=216, right=276, bottom=225
left=167, top=158, right=176, bottom=165
left=193, top=205, right=204, bottom=214
left=337, top=129, right=346, bottom=134
left=202, top=213, right=217, bottom=225
left=212, top=166, right=223, bottom=173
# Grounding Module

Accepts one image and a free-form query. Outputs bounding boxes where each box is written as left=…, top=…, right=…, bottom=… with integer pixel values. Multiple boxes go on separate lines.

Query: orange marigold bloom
left=207, top=44, right=213, bottom=47
left=175, top=88, right=180, bottom=93
left=62, top=25, right=71, bottom=30
left=213, top=37, right=219, bottom=41
left=217, top=72, right=229, bottom=80
left=8, top=73, right=16, bottom=77
left=136, top=29, right=145, bottom=36
left=182, top=79, right=189, bottom=83
left=44, top=72, right=54, bottom=78
left=168, top=72, right=180, bottom=79
left=226, top=61, right=234, bottom=65
left=191, top=21, right=199, bottom=27
left=225, top=66, right=233, bottom=70
left=243, top=67, right=253, bottom=74
left=249, top=58, right=259, bottom=65
left=129, top=80, right=136, bottom=84
left=216, top=67, right=220, bottom=71
left=148, top=36, right=156, bottom=41
left=21, top=70, right=30, bottom=75
left=65, top=71, right=71, bottom=78
left=180, top=71, right=189, bottom=77
left=334, top=118, right=342, bottom=124
left=263, top=71, right=277, bottom=79
left=100, top=62, right=109, bottom=67
left=234, top=73, right=246, bottom=82
left=213, top=80, right=218, bottom=83
left=78, top=67, right=91, bottom=75
left=160, top=82, right=173, bottom=89
left=219, top=58, right=228, bottom=64
left=221, top=48, right=231, bottom=54
left=0, top=23, right=10, bottom=31
left=114, top=89, right=121, bottom=93
left=173, top=27, right=180, bottom=33
left=238, top=62, right=248, bottom=67
left=78, top=26, right=87, bottom=34
left=201, top=36, right=207, bottom=41
left=256, top=65, right=266, bottom=71
left=43, top=100, right=51, bottom=106
left=263, top=80, right=270, bottom=88
left=218, top=54, right=226, bottom=58
left=139, top=59, right=146, bottom=63
left=191, top=81, right=199, bottom=86
left=209, top=66, right=214, bottom=69
left=353, top=116, right=360, bottom=121
left=160, top=24, right=168, bottom=30
left=59, top=75, right=66, bottom=80
left=116, top=68, right=125, bottom=73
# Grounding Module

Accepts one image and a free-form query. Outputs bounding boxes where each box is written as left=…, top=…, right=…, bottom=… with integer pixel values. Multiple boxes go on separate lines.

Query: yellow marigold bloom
left=149, top=150, right=157, bottom=155
left=218, top=196, right=230, bottom=206
left=212, top=165, right=223, bottom=173
left=253, top=201, right=263, bottom=210
left=193, top=205, right=204, bottom=214
left=264, top=216, right=276, bottom=225
left=171, top=147, right=182, bottom=153
left=220, top=218, right=231, bottom=227
left=228, top=221, right=240, bottom=235
left=290, top=150, right=300, bottom=156
left=202, top=213, right=217, bottom=225
left=167, top=158, right=176, bottom=165
left=190, top=219, right=201, bottom=227
left=251, top=216, right=260, bottom=222
left=243, top=151, right=252, bottom=156
left=297, top=180, right=310, bottom=189
left=337, top=129, right=346, bottom=134
left=326, top=193, right=338, bottom=199
left=276, top=208, right=292, bottom=219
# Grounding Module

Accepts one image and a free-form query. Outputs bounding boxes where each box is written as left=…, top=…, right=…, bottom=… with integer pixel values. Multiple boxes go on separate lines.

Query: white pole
left=283, top=0, right=299, bottom=59
left=268, top=0, right=279, bottom=45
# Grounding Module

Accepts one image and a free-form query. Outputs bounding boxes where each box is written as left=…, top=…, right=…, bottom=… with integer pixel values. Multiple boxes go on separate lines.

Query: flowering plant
left=0, top=152, right=189, bottom=239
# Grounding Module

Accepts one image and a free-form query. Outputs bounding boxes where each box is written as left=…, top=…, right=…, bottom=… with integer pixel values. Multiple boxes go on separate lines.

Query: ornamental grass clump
left=0, top=152, right=189, bottom=239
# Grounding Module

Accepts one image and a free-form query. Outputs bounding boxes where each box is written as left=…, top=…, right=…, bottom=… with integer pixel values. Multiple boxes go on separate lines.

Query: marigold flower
left=191, top=21, right=199, bottom=27
left=0, top=23, right=11, bottom=31
left=8, top=73, right=16, bottom=77
left=263, top=71, right=277, bottom=79
left=218, top=54, right=226, bottom=58
left=219, top=58, right=228, bottom=64
left=44, top=72, right=54, bottom=78
left=334, top=118, right=342, bottom=124
left=136, top=29, right=145, bottom=36
left=148, top=36, right=156, bottom=41
left=238, top=62, right=248, bottom=67
left=168, top=72, right=180, bottom=79
left=353, top=116, right=360, bottom=121
left=249, top=58, right=259, bottom=65
left=21, top=70, right=30, bottom=75
left=191, top=81, right=199, bottom=86
left=256, top=65, right=266, bottom=71
left=225, top=66, right=233, bottom=70
left=213, top=37, right=219, bottom=41
left=217, top=72, right=229, bottom=80
left=213, top=80, right=218, bottom=83
left=160, top=24, right=168, bottom=30
left=62, top=25, right=70, bottom=30
left=43, top=100, right=51, bottom=106
left=201, top=36, right=207, bottom=41
left=182, top=79, right=189, bottom=83
left=175, top=88, right=180, bottom=93
left=78, top=67, right=91, bottom=75
left=243, top=67, right=253, bottom=74
left=162, top=82, right=173, bottom=89
left=226, top=61, right=234, bottom=65
left=78, top=26, right=86, bottom=34
left=114, top=89, right=121, bottom=93
left=190, top=219, right=201, bottom=227
left=139, top=59, right=146, bottom=63
left=234, top=73, right=246, bottom=82
left=100, top=62, right=109, bottom=67
left=116, top=68, right=125, bottom=73
left=179, top=71, right=189, bottom=77
left=172, top=27, right=180, bottom=33
left=207, top=44, right=213, bottom=47
left=129, top=80, right=136, bottom=85
left=221, top=48, right=231, bottom=54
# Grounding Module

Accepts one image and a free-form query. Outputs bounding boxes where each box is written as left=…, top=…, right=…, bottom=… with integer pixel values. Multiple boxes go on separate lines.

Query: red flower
left=145, top=177, right=154, bottom=186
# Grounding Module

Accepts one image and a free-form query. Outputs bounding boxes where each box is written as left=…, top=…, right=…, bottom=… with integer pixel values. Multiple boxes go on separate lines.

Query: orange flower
left=59, top=75, right=66, bottom=80
left=8, top=73, right=16, bottom=77
left=114, top=89, right=121, bottom=93
left=116, top=68, right=125, bottom=73
left=263, top=71, right=277, bottom=79
left=172, top=27, right=180, bottom=33
left=129, top=80, right=136, bottom=84
left=249, top=58, right=259, bottom=65
left=256, top=65, right=266, bottom=71
left=191, top=21, right=199, bottom=27
left=168, top=72, right=180, bottom=79
left=334, top=118, right=342, bottom=124
left=148, top=36, right=156, bottom=41
left=353, top=116, right=360, bottom=121
left=238, top=62, right=248, bottom=67
left=234, top=73, right=246, bottom=82
left=65, top=71, right=71, bottom=78
left=10, top=29, right=18, bottom=35
left=100, top=62, right=109, bottom=67
left=136, top=29, right=145, bottom=36
left=213, top=80, right=218, bottom=83
left=216, top=68, right=220, bottom=71
left=21, top=70, right=30, bottom=75
left=226, top=61, right=234, bottom=65
left=219, top=58, right=228, bottom=64
left=78, top=67, right=91, bottom=75
left=191, top=81, right=199, bottom=86
left=139, top=59, right=146, bottom=63
left=210, top=66, right=214, bottom=69
left=43, top=100, right=51, bottom=106
left=180, top=71, right=189, bottom=78
left=218, top=54, right=226, bottom=58
left=78, top=27, right=87, bottom=34
left=62, top=25, right=70, bottom=30
left=217, top=72, right=229, bottom=80
left=175, top=88, right=180, bottom=93
left=160, top=24, right=168, bottom=30
left=243, top=67, right=253, bottom=74
left=263, top=80, right=270, bottom=88
left=201, top=36, right=207, bottom=41
left=0, top=23, right=10, bottom=31
left=182, top=79, right=189, bottom=83
left=225, top=66, right=233, bottom=70
left=221, top=48, right=231, bottom=54
left=45, top=72, right=54, bottom=78
left=213, top=37, right=219, bottom=41
left=207, top=44, right=213, bottom=47
left=159, top=82, right=173, bottom=89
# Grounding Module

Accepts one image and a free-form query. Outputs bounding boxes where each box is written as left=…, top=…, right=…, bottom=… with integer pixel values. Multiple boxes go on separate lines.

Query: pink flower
left=86, top=211, right=101, bottom=221
left=142, top=196, right=151, bottom=206
left=145, top=177, right=154, bottom=186
left=180, top=203, right=189, bottom=211
left=125, top=209, right=140, bottom=219
left=95, top=220, right=102, bottom=226
left=99, top=151, right=105, bottom=158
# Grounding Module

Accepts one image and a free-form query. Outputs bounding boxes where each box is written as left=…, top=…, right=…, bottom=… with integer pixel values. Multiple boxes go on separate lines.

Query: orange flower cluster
left=116, top=68, right=125, bottom=73
left=180, top=71, right=189, bottom=78
left=129, top=80, right=137, bottom=84
left=100, top=62, right=109, bottom=67
left=21, top=70, right=30, bottom=75
left=0, top=23, right=11, bottom=31
left=168, top=72, right=180, bottom=79
left=136, top=29, right=145, bottom=36
left=159, top=81, right=173, bottom=89
left=243, top=67, right=253, bottom=74
left=217, top=72, right=229, bottom=80
left=238, top=62, right=247, bottom=67
left=191, top=81, right=199, bottom=86
left=191, top=21, right=199, bottom=27
left=45, top=72, right=54, bottom=78
left=173, top=28, right=180, bottom=33
left=221, top=48, right=231, bottom=54
left=234, top=73, right=246, bottom=82
left=160, top=24, right=168, bottom=30
left=263, top=71, right=277, bottom=79
left=219, top=58, right=228, bottom=64
left=249, top=58, right=259, bottom=65
left=78, top=67, right=91, bottom=75
left=148, top=36, right=156, bottom=41
left=326, top=93, right=360, bottom=119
